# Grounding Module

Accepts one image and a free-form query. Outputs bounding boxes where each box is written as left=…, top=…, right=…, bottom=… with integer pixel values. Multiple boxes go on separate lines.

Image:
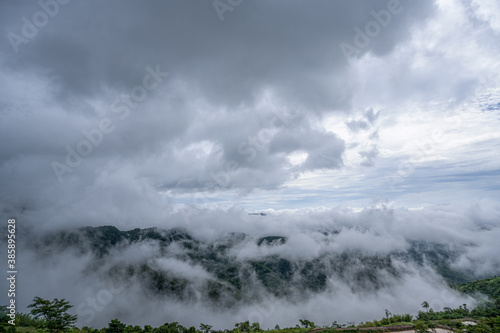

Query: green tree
left=107, top=319, right=126, bottom=333
left=15, top=312, right=45, bottom=327
left=0, top=306, right=14, bottom=333
left=250, top=322, right=261, bottom=332
left=414, top=321, right=433, bottom=333
left=235, top=321, right=250, bottom=333
left=200, top=324, right=212, bottom=333
left=156, top=322, right=184, bottom=333
left=125, top=325, right=143, bottom=333
left=0, top=307, right=15, bottom=333
left=28, top=297, right=77, bottom=333
left=298, top=319, right=315, bottom=328
left=421, top=301, right=430, bottom=313
left=81, top=326, right=100, bottom=333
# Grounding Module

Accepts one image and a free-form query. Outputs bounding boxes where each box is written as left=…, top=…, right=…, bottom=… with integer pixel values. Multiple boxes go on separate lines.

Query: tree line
left=1, top=294, right=500, bottom=333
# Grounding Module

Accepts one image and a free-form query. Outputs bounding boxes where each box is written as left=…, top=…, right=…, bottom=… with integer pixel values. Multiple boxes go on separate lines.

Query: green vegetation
left=3, top=276, right=500, bottom=333
left=27, top=297, right=77, bottom=333
left=357, top=313, right=414, bottom=327
left=413, top=321, right=435, bottom=333
left=250, top=257, right=293, bottom=296
left=4, top=307, right=500, bottom=333
left=39, top=225, right=486, bottom=304
left=457, top=276, right=500, bottom=317
left=457, top=276, right=500, bottom=299
left=0, top=305, right=15, bottom=333
left=298, top=320, right=315, bottom=329
left=257, top=236, right=287, bottom=247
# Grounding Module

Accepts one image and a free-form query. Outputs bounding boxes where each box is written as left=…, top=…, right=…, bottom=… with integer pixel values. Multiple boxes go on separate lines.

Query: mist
left=3, top=200, right=498, bottom=329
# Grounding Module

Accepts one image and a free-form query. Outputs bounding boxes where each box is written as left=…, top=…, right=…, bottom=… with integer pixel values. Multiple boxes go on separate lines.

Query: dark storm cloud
left=0, top=0, right=436, bottom=228
left=2, top=0, right=435, bottom=107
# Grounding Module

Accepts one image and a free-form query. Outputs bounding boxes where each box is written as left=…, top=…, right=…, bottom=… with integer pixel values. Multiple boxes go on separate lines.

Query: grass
left=271, top=329, right=311, bottom=333
left=14, top=327, right=42, bottom=333
left=383, top=322, right=414, bottom=326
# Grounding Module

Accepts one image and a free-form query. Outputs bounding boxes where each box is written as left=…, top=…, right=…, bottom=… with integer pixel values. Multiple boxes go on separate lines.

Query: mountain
left=456, top=276, right=500, bottom=304
left=26, top=225, right=484, bottom=307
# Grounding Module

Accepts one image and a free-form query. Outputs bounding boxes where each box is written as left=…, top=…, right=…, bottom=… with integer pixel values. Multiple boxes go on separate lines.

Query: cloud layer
left=1, top=200, right=498, bottom=329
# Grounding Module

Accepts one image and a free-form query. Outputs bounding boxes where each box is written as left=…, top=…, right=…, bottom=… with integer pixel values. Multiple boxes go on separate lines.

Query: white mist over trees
left=7, top=201, right=499, bottom=329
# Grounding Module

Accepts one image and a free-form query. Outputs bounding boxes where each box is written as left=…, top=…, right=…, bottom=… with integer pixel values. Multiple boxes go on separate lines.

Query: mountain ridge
left=24, top=225, right=490, bottom=307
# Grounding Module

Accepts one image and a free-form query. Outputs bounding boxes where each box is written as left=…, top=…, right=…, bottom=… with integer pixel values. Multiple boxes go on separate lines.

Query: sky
left=0, top=0, right=500, bottom=224
left=1, top=1, right=500, bottom=328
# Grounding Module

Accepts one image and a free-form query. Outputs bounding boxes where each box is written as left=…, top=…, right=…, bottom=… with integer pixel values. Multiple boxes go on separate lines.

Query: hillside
left=26, top=225, right=482, bottom=305
left=456, top=276, right=500, bottom=309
